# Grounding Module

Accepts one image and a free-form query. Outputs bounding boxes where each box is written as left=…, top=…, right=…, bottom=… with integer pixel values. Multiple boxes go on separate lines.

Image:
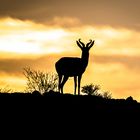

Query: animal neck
left=81, top=52, right=89, bottom=67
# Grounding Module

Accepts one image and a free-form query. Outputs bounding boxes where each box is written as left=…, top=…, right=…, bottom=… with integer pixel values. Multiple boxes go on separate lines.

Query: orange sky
left=0, top=0, right=140, bottom=101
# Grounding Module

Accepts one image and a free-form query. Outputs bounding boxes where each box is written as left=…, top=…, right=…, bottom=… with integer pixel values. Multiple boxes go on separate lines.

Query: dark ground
left=0, top=91, right=140, bottom=112
left=0, top=91, right=140, bottom=133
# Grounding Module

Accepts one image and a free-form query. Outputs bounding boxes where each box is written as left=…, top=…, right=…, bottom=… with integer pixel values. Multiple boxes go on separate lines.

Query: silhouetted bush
left=102, top=91, right=112, bottom=99
left=0, top=86, right=13, bottom=93
left=126, top=96, right=137, bottom=104
left=81, top=84, right=100, bottom=96
left=23, top=67, right=58, bottom=94
left=81, top=84, right=112, bottom=99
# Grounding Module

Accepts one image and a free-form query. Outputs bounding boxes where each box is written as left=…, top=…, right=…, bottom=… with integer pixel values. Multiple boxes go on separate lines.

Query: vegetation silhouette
left=81, top=84, right=112, bottom=99
left=23, top=67, right=58, bottom=94
left=55, top=39, right=94, bottom=95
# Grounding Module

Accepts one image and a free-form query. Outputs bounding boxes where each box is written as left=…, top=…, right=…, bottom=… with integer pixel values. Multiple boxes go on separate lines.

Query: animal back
left=55, top=57, right=86, bottom=76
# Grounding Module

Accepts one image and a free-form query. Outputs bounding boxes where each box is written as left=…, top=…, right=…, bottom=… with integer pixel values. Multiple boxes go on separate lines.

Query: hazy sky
left=0, top=0, right=140, bottom=29
left=0, top=0, right=140, bottom=101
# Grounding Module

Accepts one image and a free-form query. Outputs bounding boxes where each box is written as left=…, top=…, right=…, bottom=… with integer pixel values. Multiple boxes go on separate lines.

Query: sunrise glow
left=0, top=0, right=140, bottom=101
left=0, top=17, right=140, bottom=100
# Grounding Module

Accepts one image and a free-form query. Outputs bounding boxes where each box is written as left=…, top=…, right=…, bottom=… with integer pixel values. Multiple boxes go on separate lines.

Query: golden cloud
left=0, top=17, right=140, bottom=101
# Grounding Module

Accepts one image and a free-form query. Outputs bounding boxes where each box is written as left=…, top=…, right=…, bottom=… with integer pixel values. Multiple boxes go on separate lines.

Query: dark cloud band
left=0, top=54, right=140, bottom=75
left=0, top=0, right=140, bottom=30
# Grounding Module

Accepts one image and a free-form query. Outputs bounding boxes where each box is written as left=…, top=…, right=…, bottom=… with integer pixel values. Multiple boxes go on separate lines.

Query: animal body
left=55, top=39, right=94, bottom=95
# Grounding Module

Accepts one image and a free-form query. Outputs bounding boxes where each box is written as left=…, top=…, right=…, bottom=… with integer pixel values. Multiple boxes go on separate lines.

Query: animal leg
left=78, top=75, right=82, bottom=95
left=74, top=76, right=77, bottom=95
left=58, top=74, right=62, bottom=93
left=60, top=76, right=69, bottom=94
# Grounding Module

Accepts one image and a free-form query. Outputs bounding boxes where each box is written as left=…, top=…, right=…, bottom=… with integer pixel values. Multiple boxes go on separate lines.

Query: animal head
left=76, top=39, right=95, bottom=52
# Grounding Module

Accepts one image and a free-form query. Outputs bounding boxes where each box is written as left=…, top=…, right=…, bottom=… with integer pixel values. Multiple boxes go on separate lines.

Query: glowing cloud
left=0, top=17, right=71, bottom=54
left=0, top=17, right=140, bottom=101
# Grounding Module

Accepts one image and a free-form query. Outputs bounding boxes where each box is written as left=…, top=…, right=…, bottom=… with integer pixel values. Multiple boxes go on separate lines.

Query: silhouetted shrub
left=81, top=84, right=100, bottom=96
left=23, top=67, right=58, bottom=94
left=126, top=96, right=137, bottom=104
left=0, top=86, right=12, bottom=93
left=126, top=96, right=133, bottom=101
left=81, top=84, right=112, bottom=99
left=102, top=91, right=112, bottom=99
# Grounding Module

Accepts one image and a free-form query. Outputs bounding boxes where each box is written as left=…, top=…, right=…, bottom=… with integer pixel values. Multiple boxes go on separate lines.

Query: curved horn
left=86, top=39, right=92, bottom=47
left=76, top=40, right=82, bottom=49
left=87, top=40, right=95, bottom=49
left=78, top=39, right=85, bottom=48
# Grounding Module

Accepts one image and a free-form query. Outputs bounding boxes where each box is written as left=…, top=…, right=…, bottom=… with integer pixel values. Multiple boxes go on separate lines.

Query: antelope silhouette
left=55, top=39, right=95, bottom=95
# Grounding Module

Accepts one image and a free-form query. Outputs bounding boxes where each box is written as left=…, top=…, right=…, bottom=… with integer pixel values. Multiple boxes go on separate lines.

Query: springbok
left=55, top=39, right=94, bottom=95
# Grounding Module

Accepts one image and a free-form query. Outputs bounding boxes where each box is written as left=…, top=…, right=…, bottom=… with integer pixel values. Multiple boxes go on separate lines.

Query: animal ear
left=86, top=40, right=95, bottom=49
left=76, top=39, right=85, bottom=49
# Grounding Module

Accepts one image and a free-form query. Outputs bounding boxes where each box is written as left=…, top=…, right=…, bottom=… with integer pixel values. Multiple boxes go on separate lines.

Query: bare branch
left=23, top=67, right=58, bottom=94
